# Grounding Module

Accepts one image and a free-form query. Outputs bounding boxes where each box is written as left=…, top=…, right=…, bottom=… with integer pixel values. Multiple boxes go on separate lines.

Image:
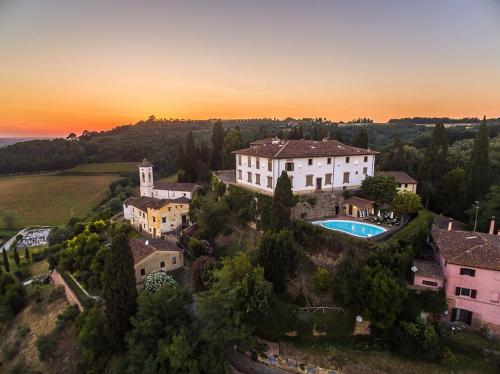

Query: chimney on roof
left=448, top=218, right=453, bottom=231
left=489, top=216, right=496, bottom=235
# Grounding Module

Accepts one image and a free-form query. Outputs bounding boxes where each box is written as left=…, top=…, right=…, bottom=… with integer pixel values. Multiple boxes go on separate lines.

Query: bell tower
left=139, top=159, right=154, bottom=197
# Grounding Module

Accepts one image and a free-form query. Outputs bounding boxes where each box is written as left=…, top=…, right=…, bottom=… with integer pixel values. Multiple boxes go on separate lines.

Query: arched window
left=142, top=172, right=145, bottom=183
left=148, top=172, right=151, bottom=182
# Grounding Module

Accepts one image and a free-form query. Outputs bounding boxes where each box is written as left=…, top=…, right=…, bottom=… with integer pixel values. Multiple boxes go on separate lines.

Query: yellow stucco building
left=123, top=196, right=190, bottom=238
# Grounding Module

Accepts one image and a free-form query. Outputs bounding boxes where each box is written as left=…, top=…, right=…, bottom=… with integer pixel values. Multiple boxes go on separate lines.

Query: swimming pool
left=313, top=219, right=387, bottom=238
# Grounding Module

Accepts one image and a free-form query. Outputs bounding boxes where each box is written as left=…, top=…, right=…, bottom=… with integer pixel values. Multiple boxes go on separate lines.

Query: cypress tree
left=210, top=121, right=224, bottom=170
left=184, top=131, right=198, bottom=182
left=271, top=171, right=294, bottom=231
left=352, top=128, right=369, bottom=149
left=221, top=128, right=243, bottom=169
left=466, top=117, right=491, bottom=202
left=175, top=143, right=186, bottom=182
left=418, top=123, right=448, bottom=184
left=25, top=246, right=30, bottom=262
left=3, top=248, right=10, bottom=272
left=102, top=233, right=137, bottom=350
left=13, top=246, right=20, bottom=267
left=333, top=127, right=344, bottom=143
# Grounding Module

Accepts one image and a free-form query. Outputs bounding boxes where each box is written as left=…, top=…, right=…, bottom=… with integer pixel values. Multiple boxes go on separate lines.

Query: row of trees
left=417, top=119, right=493, bottom=225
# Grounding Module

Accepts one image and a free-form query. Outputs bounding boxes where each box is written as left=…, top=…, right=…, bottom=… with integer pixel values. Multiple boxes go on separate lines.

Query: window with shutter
left=460, top=268, right=476, bottom=277
left=471, top=290, right=477, bottom=299
left=455, top=287, right=461, bottom=296
left=306, top=175, right=313, bottom=187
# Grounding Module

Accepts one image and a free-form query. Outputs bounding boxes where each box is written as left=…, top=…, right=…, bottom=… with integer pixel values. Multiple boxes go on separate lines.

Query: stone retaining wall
left=292, top=191, right=342, bottom=221
left=51, top=270, right=84, bottom=311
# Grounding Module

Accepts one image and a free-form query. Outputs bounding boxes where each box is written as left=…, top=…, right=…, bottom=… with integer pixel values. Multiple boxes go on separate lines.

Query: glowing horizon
left=1, top=0, right=500, bottom=137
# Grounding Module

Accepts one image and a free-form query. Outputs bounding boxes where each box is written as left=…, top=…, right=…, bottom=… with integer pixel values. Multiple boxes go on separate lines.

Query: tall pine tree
left=466, top=117, right=491, bottom=203
left=175, top=143, right=186, bottom=182
left=352, top=128, right=369, bottom=149
left=210, top=121, right=224, bottom=170
left=221, top=128, right=243, bottom=169
left=102, top=233, right=137, bottom=350
left=13, top=246, right=20, bottom=267
left=184, top=131, right=198, bottom=182
left=2, top=248, right=9, bottom=272
left=417, top=123, right=448, bottom=207
left=271, top=171, right=294, bottom=231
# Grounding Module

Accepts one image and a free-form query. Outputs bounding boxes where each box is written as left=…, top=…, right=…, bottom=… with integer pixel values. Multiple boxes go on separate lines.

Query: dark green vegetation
left=102, top=233, right=137, bottom=350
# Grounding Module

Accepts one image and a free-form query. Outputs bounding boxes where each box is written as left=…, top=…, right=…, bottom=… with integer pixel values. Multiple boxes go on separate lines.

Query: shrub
left=2, top=339, right=21, bottom=361
left=144, top=271, right=176, bottom=294
left=191, top=256, right=215, bottom=292
left=393, top=318, right=442, bottom=360
left=36, top=333, right=57, bottom=362
left=313, top=268, right=330, bottom=292
left=17, top=325, right=30, bottom=338
left=48, top=286, right=65, bottom=303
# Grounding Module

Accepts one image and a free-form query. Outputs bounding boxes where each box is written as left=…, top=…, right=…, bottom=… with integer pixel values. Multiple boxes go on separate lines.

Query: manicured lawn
left=63, top=162, right=138, bottom=174
left=0, top=174, right=120, bottom=230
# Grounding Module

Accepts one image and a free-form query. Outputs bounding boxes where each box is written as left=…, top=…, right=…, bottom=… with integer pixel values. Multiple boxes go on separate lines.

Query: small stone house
left=342, top=196, right=375, bottom=218
left=377, top=171, right=417, bottom=193
left=129, top=237, right=184, bottom=286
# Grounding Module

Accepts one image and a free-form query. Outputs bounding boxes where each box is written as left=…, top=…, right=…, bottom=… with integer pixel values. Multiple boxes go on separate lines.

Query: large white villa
left=233, top=139, right=377, bottom=195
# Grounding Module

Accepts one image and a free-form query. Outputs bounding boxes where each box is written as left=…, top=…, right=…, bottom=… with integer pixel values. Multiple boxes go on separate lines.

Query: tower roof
left=139, top=159, right=152, bottom=167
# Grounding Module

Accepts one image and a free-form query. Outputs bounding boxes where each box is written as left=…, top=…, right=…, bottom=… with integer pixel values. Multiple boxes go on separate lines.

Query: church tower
left=139, top=159, right=154, bottom=197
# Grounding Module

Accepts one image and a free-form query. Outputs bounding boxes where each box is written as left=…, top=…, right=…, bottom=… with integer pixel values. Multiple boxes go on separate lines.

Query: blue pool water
left=313, top=219, right=386, bottom=238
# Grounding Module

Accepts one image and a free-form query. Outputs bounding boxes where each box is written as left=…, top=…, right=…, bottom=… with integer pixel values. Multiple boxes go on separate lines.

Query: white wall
left=235, top=154, right=375, bottom=194
left=153, top=189, right=192, bottom=199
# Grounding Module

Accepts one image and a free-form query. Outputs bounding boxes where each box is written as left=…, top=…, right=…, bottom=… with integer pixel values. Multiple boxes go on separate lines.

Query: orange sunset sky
left=1, top=0, right=500, bottom=137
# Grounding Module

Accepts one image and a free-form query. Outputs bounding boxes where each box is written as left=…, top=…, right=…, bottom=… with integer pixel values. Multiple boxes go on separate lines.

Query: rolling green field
left=0, top=173, right=120, bottom=233
left=63, top=162, right=138, bottom=174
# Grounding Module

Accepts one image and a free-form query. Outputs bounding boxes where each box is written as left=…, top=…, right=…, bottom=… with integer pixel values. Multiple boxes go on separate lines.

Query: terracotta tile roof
left=129, top=237, right=182, bottom=264
left=413, top=259, right=443, bottom=279
left=343, top=196, right=374, bottom=209
left=431, top=227, right=500, bottom=271
left=233, top=139, right=378, bottom=159
left=154, top=182, right=199, bottom=192
left=123, top=196, right=190, bottom=211
left=376, top=171, right=417, bottom=184
left=249, top=137, right=281, bottom=146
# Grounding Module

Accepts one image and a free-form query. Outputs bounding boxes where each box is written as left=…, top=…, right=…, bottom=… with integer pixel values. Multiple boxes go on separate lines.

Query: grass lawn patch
left=0, top=173, right=120, bottom=230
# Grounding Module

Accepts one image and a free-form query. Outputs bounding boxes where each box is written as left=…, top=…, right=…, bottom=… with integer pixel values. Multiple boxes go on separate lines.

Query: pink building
left=429, top=222, right=500, bottom=332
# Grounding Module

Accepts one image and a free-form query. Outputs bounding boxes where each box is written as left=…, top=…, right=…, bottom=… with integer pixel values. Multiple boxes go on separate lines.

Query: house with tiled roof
left=123, top=196, right=190, bottom=238
left=129, top=237, right=183, bottom=286
left=376, top=171, right=418, bottom=193
left=423, top=218, right=500, bottom=331
left=123, top=160, right=198, bottom=238
left=233, top=139, right=377, bottom=195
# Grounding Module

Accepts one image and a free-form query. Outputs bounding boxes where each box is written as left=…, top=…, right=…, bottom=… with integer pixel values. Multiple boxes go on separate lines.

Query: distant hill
left=0, top=137, right=53, bottom=148
left=1, top=117, right=498, bottom=175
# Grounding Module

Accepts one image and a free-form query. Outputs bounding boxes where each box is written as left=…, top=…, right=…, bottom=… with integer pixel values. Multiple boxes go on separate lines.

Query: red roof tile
left=124, top=196, right=190, bottom=211
left=233, top=139, right=377, bottom=159
left=432, top=228, right=500, bottom=271
left=376, top=171, right=417, bottom=184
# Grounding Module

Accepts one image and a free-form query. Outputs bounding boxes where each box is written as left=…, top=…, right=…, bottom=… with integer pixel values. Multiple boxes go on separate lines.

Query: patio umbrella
left=390, top=211, right=394, bottom=219
left=377, top=210, right=381, bottom=218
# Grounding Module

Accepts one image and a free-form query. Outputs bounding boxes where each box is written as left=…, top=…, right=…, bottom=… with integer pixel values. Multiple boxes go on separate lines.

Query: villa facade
left=415, top=219, right=500, bottom=331
left=233, top=139, right=377, bottom=195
